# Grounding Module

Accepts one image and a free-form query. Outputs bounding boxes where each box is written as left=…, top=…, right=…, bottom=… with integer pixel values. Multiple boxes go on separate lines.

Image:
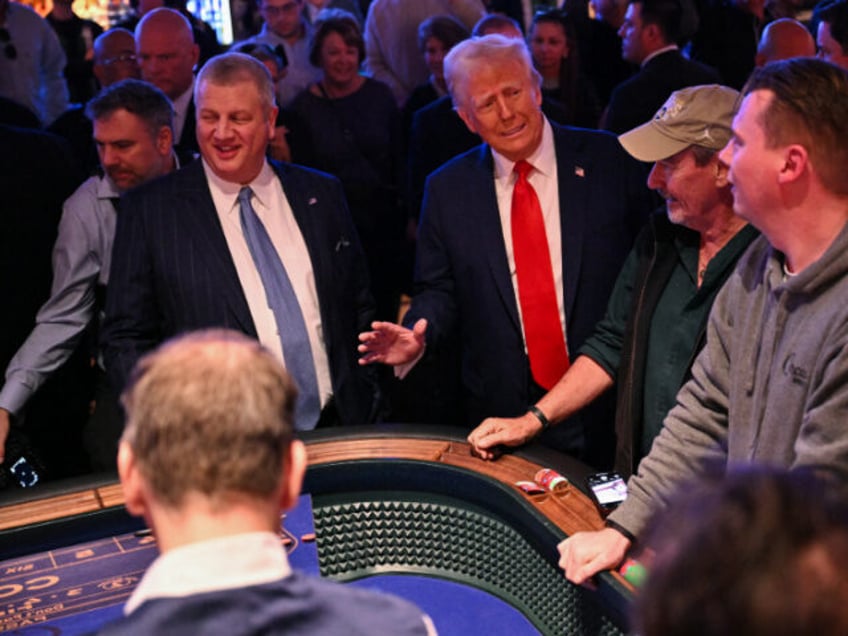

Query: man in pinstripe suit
left=102, top=52, right=379, bottom=430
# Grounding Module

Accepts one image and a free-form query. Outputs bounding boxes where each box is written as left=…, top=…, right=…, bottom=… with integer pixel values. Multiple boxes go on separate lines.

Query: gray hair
left=121, top=329, right=297, bottom=507
left=443, top=34, right=540, bottom=111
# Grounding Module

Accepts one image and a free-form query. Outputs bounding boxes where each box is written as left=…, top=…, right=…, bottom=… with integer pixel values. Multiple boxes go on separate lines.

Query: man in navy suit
left=359, top=35, right=654, bottom=467
left=602, top=0, right=720, bottom=134
left=102, top=52, right=378, bottom=430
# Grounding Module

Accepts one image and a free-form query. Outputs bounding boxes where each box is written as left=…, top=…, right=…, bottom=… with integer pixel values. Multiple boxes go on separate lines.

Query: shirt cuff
left=393, top=345, right=426, bottom=380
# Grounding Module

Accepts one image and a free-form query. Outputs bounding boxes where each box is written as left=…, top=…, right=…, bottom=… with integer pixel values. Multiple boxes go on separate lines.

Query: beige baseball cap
left=618, top=84, right=741, bottom=162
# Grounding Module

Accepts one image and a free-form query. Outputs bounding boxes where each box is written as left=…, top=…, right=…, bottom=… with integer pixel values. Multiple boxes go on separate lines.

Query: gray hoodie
left=610, top=221, right=848, bottom=537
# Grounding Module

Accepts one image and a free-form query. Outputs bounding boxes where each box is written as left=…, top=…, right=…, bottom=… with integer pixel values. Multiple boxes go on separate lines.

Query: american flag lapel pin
left=574, top=166, right=585, bottom=178
left=308, top=197, right=318, bottom=205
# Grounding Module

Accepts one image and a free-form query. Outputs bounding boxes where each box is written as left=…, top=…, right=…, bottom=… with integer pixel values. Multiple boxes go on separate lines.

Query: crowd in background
left=0, top=0, right=840, bottom=481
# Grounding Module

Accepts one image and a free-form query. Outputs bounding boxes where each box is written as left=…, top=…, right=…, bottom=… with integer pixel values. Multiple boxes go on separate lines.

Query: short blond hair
left=121, top=329, right=297, bottom=507
left=196, top=52, right=278, bottom=115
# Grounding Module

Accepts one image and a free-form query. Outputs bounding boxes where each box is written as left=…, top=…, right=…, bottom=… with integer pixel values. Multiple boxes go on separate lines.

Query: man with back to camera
left=97, top=329, right=435, bottom=634
left=0, top=79, right=177, bottom=472
left=467, top=84, right=759, bottom=478
left=102, top=52, right=379, bottom=433
left=558, top=58, right=848, bottom=586
left=135, top=7, right=200, bottom=161
left=359, top=34, right=655, bottom=468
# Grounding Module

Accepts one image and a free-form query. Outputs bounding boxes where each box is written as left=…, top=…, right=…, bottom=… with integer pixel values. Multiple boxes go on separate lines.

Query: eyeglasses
left=102, top=52, right=137, bottom=65
left=0, top=28, right=17, bottom=61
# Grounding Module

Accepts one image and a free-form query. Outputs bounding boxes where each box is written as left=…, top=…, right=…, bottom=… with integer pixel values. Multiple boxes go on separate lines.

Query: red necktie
left=511, top=160, right=570, bottom=390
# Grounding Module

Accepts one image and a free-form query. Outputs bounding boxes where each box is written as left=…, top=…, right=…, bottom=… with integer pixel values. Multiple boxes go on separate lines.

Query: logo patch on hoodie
left=782, top=354, right=809, bottom=386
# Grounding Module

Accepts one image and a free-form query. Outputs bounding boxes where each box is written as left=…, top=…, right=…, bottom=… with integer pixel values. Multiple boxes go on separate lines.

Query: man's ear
left=777, top=144, right=808, bottom=185
left=714, top=156, right=730, bottom=187
left=456, top=106, right=478, bottom=135
left=93, top=63, right=106, bottom=87
left=278, top=439, right=307, bottom=512
left=118, top=442, right=148, bottom=518
left=156, top=125, right=173, bottom=156
left=644, top=23, right=661, bottom=44
left=267, top=105, right=279, bottom=140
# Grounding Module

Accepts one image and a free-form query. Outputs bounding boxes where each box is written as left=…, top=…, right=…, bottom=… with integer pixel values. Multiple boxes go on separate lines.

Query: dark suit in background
left=174, top=96, right=198, bottom=165
left=602, top=49, right=720, bottom=134
left=1, top=125, right=91, bottom=478
left=102, top=159, right=379, bottom=427
left=404, top=123, right=655, bottom=467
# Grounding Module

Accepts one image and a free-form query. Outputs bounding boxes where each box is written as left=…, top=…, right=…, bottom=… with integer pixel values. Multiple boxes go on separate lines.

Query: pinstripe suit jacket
left=101, top=159, right=379, bottom=426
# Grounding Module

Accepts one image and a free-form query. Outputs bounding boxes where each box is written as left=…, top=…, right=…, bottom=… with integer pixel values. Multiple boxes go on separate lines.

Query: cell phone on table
left=586, top=471, right=627, bottom=514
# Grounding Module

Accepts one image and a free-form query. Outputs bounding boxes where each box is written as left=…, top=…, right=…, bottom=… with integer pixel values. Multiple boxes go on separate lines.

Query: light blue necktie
left=237, top=186, right=321, bottom=430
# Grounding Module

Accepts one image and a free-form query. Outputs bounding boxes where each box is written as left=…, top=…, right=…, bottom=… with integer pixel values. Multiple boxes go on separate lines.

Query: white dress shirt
left=491, top=118, right=567, bottom=349
left=124, top=532, right=291, bottom=614
left=203, top=160, right=333, bottom=407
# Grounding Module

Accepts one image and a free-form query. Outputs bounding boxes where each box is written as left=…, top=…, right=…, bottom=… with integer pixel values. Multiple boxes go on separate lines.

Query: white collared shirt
left=204, top=160, right=333, bottom=407
left=491, top=118, right=567, bottom=348
left=124, top=532, right=291, bottom=615
left=641, top=44, right=679, bottom=67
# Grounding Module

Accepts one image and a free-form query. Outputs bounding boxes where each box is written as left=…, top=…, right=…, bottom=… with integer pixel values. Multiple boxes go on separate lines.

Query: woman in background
left=287, top=10, right=403, bottom=321
left=402, top=15, right=470, bottom=135
left=528, top=9, right=601, bottom=128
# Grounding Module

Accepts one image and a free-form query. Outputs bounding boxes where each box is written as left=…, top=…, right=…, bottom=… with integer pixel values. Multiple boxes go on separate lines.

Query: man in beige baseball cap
left=618, top=83, right=740, bottom=161
left=469, top=84, right=758, bottom=483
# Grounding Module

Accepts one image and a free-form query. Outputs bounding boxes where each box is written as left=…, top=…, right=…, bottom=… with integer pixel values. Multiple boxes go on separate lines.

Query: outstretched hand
left=358, top=318, right=427, bottom=366
left=467, top=413, right=543, bottom=460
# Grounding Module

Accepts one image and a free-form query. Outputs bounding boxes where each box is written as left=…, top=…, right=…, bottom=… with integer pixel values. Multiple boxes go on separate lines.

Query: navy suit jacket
left=174, top=96, right=199, bottom=165
left=405, top=123, right=654, bottom=465
left=603, top=50, right=721, bottom=135
left=102, top=159, right=379, bottom=427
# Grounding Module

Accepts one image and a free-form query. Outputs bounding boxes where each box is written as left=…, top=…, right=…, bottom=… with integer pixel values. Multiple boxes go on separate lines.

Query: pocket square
left=335, top=237, right=351, bottom=252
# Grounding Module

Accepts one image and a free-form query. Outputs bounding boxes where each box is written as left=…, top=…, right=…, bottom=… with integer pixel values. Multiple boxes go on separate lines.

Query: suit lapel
left=553, top=127, right=591, bottom=321
left=271, top=162, right=340, bottom=320
left=474, top=146, right=522, bottom=331
left=180, top=97, right=197, bottom=149
left=177, top=162, right=256, bottom=334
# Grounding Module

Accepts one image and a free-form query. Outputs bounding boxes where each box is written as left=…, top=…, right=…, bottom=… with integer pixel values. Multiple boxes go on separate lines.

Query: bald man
left=93, top=28, right=141, bottom=87
left=755, top=18, right=815, bottom=66
left=136, top=7, right=200, bottom=161
left=48, top=28, right=143, bottom=177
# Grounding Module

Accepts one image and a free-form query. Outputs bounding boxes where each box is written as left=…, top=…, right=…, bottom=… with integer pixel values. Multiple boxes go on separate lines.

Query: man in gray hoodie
left=558, top=57, right=848, bottom=585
